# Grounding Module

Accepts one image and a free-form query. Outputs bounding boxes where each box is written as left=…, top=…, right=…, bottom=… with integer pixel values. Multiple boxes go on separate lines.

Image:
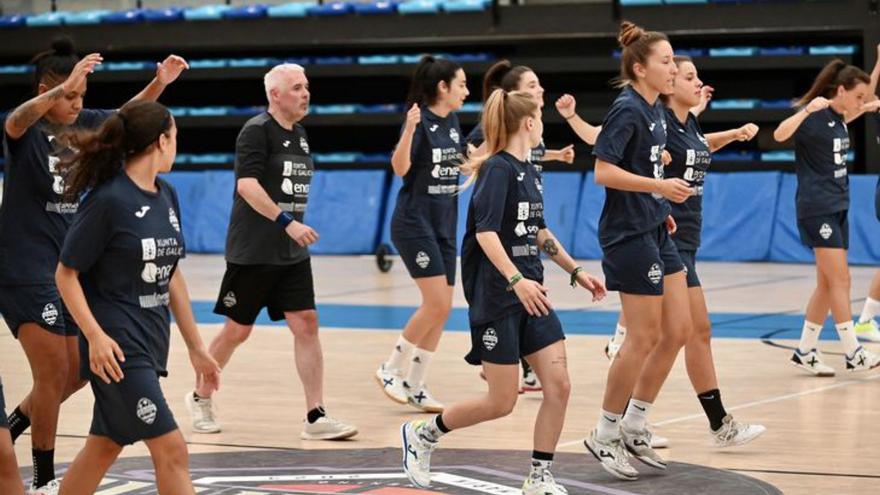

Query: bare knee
left=288, top=310, right=319, bottom=339
left=544, top=375, right=571, bottom=406
left=222, top=321, right=253, bottom=346
left=624, top=324, right=661, bottom=356
left=486, top=393, right=518, bottom=419
left=661, top=320, right=693, bottom=350
left=690, top=318, right=712, bottom=345
left=154, top=437, right=189, bottom=471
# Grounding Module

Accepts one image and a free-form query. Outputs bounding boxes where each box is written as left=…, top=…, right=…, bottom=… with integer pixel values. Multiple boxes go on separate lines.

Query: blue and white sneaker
left=401, top=420, right=437, bottom=488
left=845, top=346, right=880, bottom=372
left=790, top=348, right=835, bottom=377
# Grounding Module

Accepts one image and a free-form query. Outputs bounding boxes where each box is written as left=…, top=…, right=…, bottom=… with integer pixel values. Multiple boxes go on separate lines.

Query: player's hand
left=512, top=278, right=552, bottom=317
left=666, top=215, right=678, bottom=234
left=404, top=104, right=421, bottom=132
left=661, top=150, right=672, bottom=166
left=559, top=144, right=575, bottom=164
left=806, top=97, right=830, bottom=114
left=555, top=94, right=577, bottom=119
left=156, top=55, right=190, bottom=85
left=190, top=346, right=221, bottom=393
left=656, top=178, right=693, bottom=203
left=89, top=331, right=125, bottom=384
left=63, top=53, right=103, bottom=93
left=575, top=271, right=606, bottom=302
left=285, top=221, right=319, bottom=247
left=736, top=123, right=759, bottom=141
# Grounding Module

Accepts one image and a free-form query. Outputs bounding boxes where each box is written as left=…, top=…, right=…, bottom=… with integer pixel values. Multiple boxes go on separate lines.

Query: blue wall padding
left=571, top=172, right=605, bottom=260
left=380, top=175, right=403, bottom=253
left=847, top=175, right=880, bottom=265
left=769, top=174, right=814, bottom=263
left=305, top=170, right=386, bottom=254
left=698, top=172, right=781, bottom=261
left=541, top=172, right=583, bottom=250
left=163, top=171, right=207, bottom=252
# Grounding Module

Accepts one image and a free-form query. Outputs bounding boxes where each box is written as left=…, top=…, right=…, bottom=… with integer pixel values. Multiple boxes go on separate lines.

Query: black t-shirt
left=61, top=173, right=185, bottom=377
left=593, top=86, right=670, bottom=248
left=794, top=107, right=849, bottom=219
left=0, top=110, right=112, bottom=285
left=664, top=108, right=711, bottom=250
left=391, top=107, right=463, bottom=240
left=466, top=122, right=547, bottom=173
left=461, top=152, right=546, bottom=326
left=225, top=112, right=314, bottom=265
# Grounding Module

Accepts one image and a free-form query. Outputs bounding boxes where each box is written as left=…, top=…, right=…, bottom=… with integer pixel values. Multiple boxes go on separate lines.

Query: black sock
left=434, top=414, right=451, bottom=434
left=8, top=406, right=30, bottom=443
left=697, top=389, right=727, bottom=431
left=307, top=406, right=326, bottom=424
left=521, top=359, right=532, bottom=375
left=531, top=450, right=554, bottom=462
left=32, top=448, right=55, bottom=488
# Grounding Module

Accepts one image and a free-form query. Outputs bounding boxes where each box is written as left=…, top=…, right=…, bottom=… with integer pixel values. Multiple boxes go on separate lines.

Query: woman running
left=400, top=89, right=605, bottom=495
left=55, top=101, right=220, bottom=495
left=376, top=56, right=469, bottom=412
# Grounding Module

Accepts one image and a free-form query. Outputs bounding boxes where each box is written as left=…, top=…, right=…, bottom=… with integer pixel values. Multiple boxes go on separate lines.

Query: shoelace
left=195, top=398, right=217, bottom=422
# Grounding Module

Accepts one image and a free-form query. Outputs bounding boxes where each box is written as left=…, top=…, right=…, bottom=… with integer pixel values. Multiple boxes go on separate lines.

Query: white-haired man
left=184, top=64, right=357, bottom=440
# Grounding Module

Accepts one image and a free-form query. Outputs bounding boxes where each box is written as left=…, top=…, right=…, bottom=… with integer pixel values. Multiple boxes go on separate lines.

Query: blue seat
left=184, top=5, right=232, bottom=21
left=710, top=99, right=759, bottom=110
left=353, top=1, right=398, bottom=15
left=101, top=9, right=144, bottom=24
left=358, top=153, right=391, bottom=162
left=674, top=48, right=707, bottom=57
left=268, top=2, right=314, bottom=18
left=229, top=106, right=266, bottom=116
left=63, top=10, right=111, bottom=25
left=760, top=99, right=793, bottom=109
left=189, top=107, right=232, bottom=117
left=809, top=45, right=856, bottom=55
left=142, top=7, right=185, bottom=22
left=106, top=61, right=152, bottom=71
left=0, top=65, right=31, bottom=73
left=190, top=153, right=234, bottom=164
left=26, top=12, right=68, bottom=27
left=398, top=0, right=440, bottom=15
left=0, top=14, right=27, bottom=28
left=460, top=102, right=483, bottom=113
left=228, top=58, right=278, bottom=67
left=223, top=4, right=269, bottom=19
left=663, top=0, right=707, bottom=3
left=713, top=150, right=760, bottom=162
left=284, top=56, right=312, bottom=65
left=442, top=0, right=488, bottom=13
left=168, top=107, right=190, bottom=117
left=358, top=55, right=401, bottom=64
left=357, top=104, right=402, bottom=114
left=619, top=0, right=662, bottom=5
left=448, top=52, right=493, bottom=62
left=709, top=47, right=758, bottom=57
left=761, top=151, right=795, bottom=162
left=401, top=54, right=427, bottom=63
left=758, top=46, right=805, bottom=56
left=314, top=56, right=355, bottom=65
left=307, top=2, right=354, bottom=16
left=312, top=104, right=358, bottom=115
left=189, top=59, right=228, bottom=69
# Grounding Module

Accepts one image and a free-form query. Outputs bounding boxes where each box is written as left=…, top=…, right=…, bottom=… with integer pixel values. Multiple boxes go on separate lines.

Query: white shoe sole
left=374, top=373, right=408, bottom=404
left=583, top=439, right=638, bottom=481
left=790, top=361, right=835, bottom=377
left=651, top=435, right=669, bottom=449
left=714, top=425, right=767, bottom=448
left=301, top=427, right=358, bottom=441
left=407, top=397, right=444, bottom=413
left=401, top=423, right=431, bottom=488
left=184, top=392, right=221, bottom=434
left=624, top=446, right=668, bottom=470
left=856, top=332, right=880, bottom=343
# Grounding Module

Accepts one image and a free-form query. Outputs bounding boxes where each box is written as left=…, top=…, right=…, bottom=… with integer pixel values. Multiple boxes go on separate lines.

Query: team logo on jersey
left=282, top=178, right=294, bottom=195
left=449, top=128, right=460, bottom=144
left=300, top=137, right=310, bottom=154
left=223, top=291, right=237, bottom=308
left=432, top=148, right=442, bottom=164
left=141, top=238, right=157, bottom=261
left=41, top=303, right=58, bottom=326
left=819, top=223, right=833, bottom=240
left=514, top=222, right=528, bottom=237
left=415, top=251, right=431, bottom=269
left=431, top=164, right=459, bottom=179
left=135, top=206, right=150, bottom=218
left=283, top=161, right=294, bottom=177
left=649, top=122, right=656, bottom=132
left=482, top=328, right=498, bottom=351
left=650, top=145, right=661, bottom=164
left=517, top=202, right=530, bottom=221
left=168, top=208, right=181, bottom=233
left=429, top=124, right=439, bottom=132
left=517, top=172, right=525, bottom=182
left=535, top=178, right=543, bottom=194
left=142, top=263, right=158, bottom=283
left=698, top=134, right=709, bottom=147
left=648, top=263, right=663, bottom=285
left=686, top=149, right=696, bottom=166
left=282, top=140, right=291, bottom=148
left=136, top=398, right=158, bottom=425
left=828, top=121, right=836, bottom=128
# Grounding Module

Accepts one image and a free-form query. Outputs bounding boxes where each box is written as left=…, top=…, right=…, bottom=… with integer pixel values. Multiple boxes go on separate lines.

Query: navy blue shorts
left=465, top=309, right=565, bottom=366
left=89, top=366, right=177, bottom=446
left=678, top=249, right=701, bottom=288
left=602, top=225, right=685, bottom=296
left=392, top=236, right=456, bottom=286
left=797, top=210, right=848, bottom=250
left=0, top=377, right=7, bottom=429
left=214, top=259, right=316, bottom=325
left=0, top=284, right=78, bottom=338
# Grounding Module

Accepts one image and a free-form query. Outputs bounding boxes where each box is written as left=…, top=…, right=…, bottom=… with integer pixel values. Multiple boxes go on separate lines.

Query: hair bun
left=50, top=37, right=75, bottom=56
left=618, top=21, right=645, bottom=48
left=420, top=55, right=436, bottom=65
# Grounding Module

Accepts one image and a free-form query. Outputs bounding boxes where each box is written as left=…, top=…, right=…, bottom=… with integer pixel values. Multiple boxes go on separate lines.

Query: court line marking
left=558, top=372, right=880, bottom=448
left=730, top=467, right=880, bottom=480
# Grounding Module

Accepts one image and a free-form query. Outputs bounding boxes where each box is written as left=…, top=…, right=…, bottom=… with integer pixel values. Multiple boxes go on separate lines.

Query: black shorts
left=602, top=225, right=685, bottom=296
left=392, top=236, right=456, bottom=286
left=0, top=284, right=79, bottom=338
left=465, top=309, right=565, bottom=366
left=214, top=259, right=316, bottom=325
left=89, top=366, right=177, bottom=446
left=797, top=210, right=849, bottom=249
left=678, top=249, right=701, bottom=288
left=0, top=377, right=7, bottom=429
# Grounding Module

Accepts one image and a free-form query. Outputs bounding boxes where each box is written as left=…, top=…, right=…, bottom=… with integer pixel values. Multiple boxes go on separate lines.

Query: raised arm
left=391, top=104, right=421, bottom=176
left=126, top=55, right=189, bottom=105
left=555, top=94, right=602, bottom=145
left=773, top=97, right=829, bottom=142
left=705, top=123, right=759, bottom=152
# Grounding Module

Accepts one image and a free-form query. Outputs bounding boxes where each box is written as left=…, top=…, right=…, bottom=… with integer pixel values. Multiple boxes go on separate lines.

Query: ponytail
left=406, top=55, right=462, bottom=107
left=63, top=101, right=173, bottom=199
left=795, top=59, right=870, bottom=107
left=615, top=20, right=669, bottom=88
left=31, top=36, right=78, bottom=92
left=461, top=89, right=538, bottom=189
left=481, top=60, right=533, bottom=102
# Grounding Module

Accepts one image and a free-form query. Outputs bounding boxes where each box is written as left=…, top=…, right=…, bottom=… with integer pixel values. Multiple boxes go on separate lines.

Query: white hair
left=264, top=63, right=306, bottom=103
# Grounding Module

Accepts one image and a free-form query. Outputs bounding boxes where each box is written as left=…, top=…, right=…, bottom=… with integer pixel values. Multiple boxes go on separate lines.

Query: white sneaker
left=522, top=468, right=568, bottom=495
left=401, top=420, right=438, bottom=488
left=854, top=320, right=880, bottom=343
left=521, top=368, right=542, bottom=392
left=605, top=330, right=625, bottom=361
left=301, top=415, right=358, bottom=440
left=375, top=363, right=408, bottom=404
left=711, top=415, right=766, bottom=448
left=584, top=429, right=639, bottom=481
left=790, top=348, right=835, bottom=377
left=405, top=382, right=445, bottom=413
left=621, top=425, right=667, bottom=470
left=184, top=391, right=221, bottom=434
left=27, top=480, right=59, bottom=495
left=647, top=425, right=669, bottom=449
left=845, top=346, right=880, bottom=372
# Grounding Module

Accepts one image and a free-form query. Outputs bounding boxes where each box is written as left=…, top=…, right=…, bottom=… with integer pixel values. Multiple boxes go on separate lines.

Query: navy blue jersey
left=0, top=109, right=112, bottom=285
left=794, top=107, right=849, bottom=219
left=226, top=112, right=314, bottom=265
left=461, top=152, right=546, bottom=326
left=61, top=173, right=185, bottom=377
left=391, top=108, right=464, bottom=240
left=664, top=108, right=711, bottom=250
left=467, top=122, right=547, bottom=173
left=593, top=86, right=670, bottom=248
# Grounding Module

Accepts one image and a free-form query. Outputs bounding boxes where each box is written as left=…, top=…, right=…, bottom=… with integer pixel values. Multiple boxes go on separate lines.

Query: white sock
left=614, top=323, right=627, bottom=343
left=596, top=410, right=622, bottom=442
left=621, top=399, right=652, bottom=432
left=835, top=321, right=860, bottom=356
left=405, top=347, right=434, bottom=387
left=797, top=320, right=824, bottom=354
left=858, top=298, right=880, bottom=324
left=386, top=336, right=415, bottom=372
